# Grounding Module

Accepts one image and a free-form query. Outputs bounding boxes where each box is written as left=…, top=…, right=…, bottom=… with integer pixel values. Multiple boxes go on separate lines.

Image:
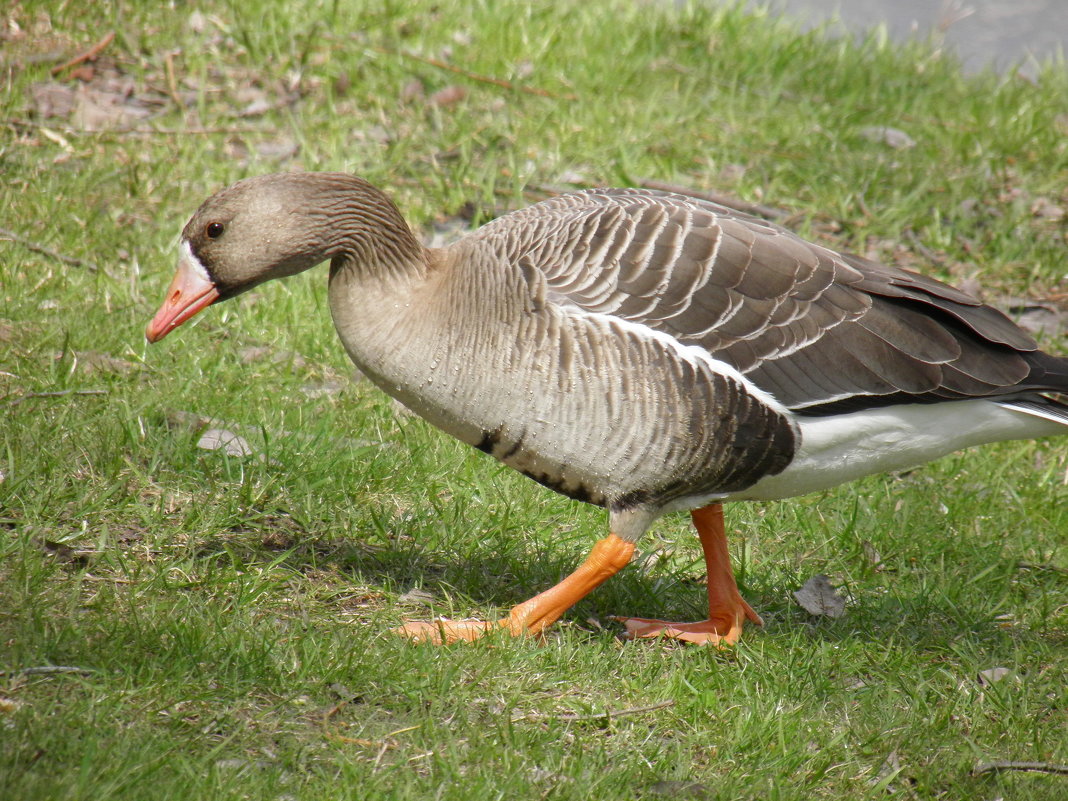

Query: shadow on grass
left=188, top=519, right=1068, bottom=654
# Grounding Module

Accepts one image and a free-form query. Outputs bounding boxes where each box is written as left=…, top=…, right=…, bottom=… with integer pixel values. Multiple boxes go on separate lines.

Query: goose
left=146, top=172, right=1068, bottom=645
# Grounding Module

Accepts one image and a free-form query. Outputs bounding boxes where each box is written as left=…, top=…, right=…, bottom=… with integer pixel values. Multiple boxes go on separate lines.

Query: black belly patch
left=474, top=429, right=501, bottom=454
left=520, top=469, right=603, bottom=507
left=609, top=489, right=653, bottom=512
left=474, top=426, right=527, bottom=461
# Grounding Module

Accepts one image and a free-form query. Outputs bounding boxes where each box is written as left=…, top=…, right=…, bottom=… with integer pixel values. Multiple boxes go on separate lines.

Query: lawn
left=1, top=1, right=1067, bottom=799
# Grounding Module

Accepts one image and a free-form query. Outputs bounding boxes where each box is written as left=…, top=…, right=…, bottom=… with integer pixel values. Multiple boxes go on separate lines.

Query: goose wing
left=473, top=188, right=1048, bottom=413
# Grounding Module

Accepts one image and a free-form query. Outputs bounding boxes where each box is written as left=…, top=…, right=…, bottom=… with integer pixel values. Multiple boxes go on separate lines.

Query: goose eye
left=206, top=222, right=225, bottom=239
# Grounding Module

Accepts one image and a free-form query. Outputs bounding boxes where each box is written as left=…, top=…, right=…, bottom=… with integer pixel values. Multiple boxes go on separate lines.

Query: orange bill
left=145, top=243, right=219, bottom=343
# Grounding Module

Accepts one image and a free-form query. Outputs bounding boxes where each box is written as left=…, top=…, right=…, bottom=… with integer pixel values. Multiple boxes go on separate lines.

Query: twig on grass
left=163, top=51, right=184, bottom=110
left=374, top=46, right=577, bottom=101
left=1017, top=561, right=1068, bottom=575
left=324, top=724, right=419, bottom=749
left=973, top=760, right=1068, bottom=777
left=0, top=226, right=100, bottom=272
left=5, top=117, right=265, bottom=137
left=1, top=666, right=97, bottom=677
left=513, top=699, right=674, bottom=723
left=51, top=31, right=116, bottom=77
left=6, top=389, right=108, bottom=407
left=81, top=573, right=138, bottom=584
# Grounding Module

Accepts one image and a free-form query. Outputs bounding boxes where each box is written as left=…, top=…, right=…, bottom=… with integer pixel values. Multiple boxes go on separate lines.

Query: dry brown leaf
left=977, top=667, right=1013, bottom=687
left=861, top=540, right=884, bottom=571
left=300, top=379, right=346, bottom=398
left=188, top=10, right=208, bottom=33
left=401, top=78, right=425, bottom=102
left=793, top=574, right=846, bottom=618
left=196, top=428, right=255, bottom=457
left=998, top=298, right=1068, bottom=339
left=72, top=81, right=154, bottom=130
left=428, top=85, right=466, bottom=106
left=237, top=346, right=307, bottom=368
left=1031, top=197, right=1066, bottom=221
left=58, top=350, right=142, bottom=375
left=859, top=126, right=916, bottom=149
left=398, top=588, right=436, bottom=606
left=255, top=138, right=299, bottom=161
left=645, top=780, right=710, bottom=798
left=35, top=538, right=93, bottom=565
left=30, top=82, right=76, bottom=118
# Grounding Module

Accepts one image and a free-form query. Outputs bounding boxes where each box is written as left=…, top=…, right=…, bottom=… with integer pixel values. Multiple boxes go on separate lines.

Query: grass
left=2, top=0, right=1067, bottom=798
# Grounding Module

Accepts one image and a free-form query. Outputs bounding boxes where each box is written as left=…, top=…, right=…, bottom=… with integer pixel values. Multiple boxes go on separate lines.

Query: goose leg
left=395, top=534, right=636, bottom=644
left=616, top=503, right=762, bottom=645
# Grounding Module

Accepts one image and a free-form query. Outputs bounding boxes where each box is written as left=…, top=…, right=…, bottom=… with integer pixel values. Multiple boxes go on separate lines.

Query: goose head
left=146, top=172, right=421, bottom=342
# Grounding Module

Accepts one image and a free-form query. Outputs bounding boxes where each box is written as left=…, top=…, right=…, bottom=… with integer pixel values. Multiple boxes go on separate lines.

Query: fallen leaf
left=998, top=298, right=1068, bottom=339
left=237, top=346, right=307, bottom=368
left=214, top=758, right=271, bottom=771
left=57, top=350, right=141, bottom=375
left=333, top=70, right=352, bottom=95
left=401, top=78, right=425, bottom=102
left=72, top=81, right=153, bottom=130
left=238, top=345, right=273, bottom=364
left=68, top=65, right=94, bottom=82
left=1031, top=197, right=1066, bottom=221
left=196, top=428, right=255, bottom=457
left=645, top=780, right=710, bottom=798
left=428, top=85, right=466, bottom=106
left=300, top=379, right=346, bottom=398
left=238, top=97, right=272, bottom=117
left=859, top=126, right=916, bottom=149
left=793, top=574, right=846, bottom=618
left=556, top=169, right=590, bottom=185
left=30, top=82, right=76, bottom=118
left=977, top=667, right=1013, bottom=687
left=162, top=490, right=194, bottom=513
left=188, top=10, right=208, bottom=33
left=870, top=750, right=907, bottom=790
left=398, top=588, right=436, bottom=606
left=255, top=138, right=299, bottom=161
left=35, top=538, right=92, bottom=566
left=423, top=218, right=474, bottom=249
left=528, top=767, right=570, bottom=784
left=718, top=163, right=747, bottom=183
left=861, top=540, right=884, bottom=571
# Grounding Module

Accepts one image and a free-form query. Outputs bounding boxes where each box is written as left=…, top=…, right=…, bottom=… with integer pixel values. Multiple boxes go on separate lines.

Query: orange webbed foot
left=616, top=503, right=761, bottom=646
left=393, top=534, right=637, bottom=645
left=393, top=618, right=515, bottom=644
left=614, top=597, right=762, bottom=646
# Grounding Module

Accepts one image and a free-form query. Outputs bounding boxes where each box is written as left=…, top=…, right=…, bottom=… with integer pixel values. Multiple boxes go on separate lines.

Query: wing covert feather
left=470, top=188, right=1046, bottom=412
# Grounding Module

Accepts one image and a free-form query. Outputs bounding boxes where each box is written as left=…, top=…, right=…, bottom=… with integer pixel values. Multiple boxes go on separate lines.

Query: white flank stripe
left=570, top=308, right=790, bottom=417
left=998, top=400, right=1068, bottom=426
